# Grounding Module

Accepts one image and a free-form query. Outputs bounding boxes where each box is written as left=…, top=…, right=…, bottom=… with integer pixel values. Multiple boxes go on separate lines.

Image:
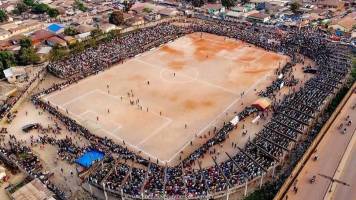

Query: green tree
left=23, top=0, right=35, bottom=6
left=73, top=0, right=87, bottom=12
left=64, top=27, right=79, bottom=36
left=221, top=0, right=236, bottom=9
left=47, top=8, right=59, bottom=18
left=17, top=38, right=39, bottom=65
left=69, top=41, right=85, bottom=53
left=0, top=51, right=15, bottom=74
left=0, top=10, right=8, bottom=23
left=49, top=45, right=68, bottom=61
left=19, top=38, right=32, bottom=48
left=17, top=47, right=40, bottom=65
left=143, top=7, right=152, bottom=13
left=109, top=11, right=124, bottom=26
left=290, top=1, right=301, bottom=14
left=192, top=0, right=204, bottom=7
left=31, top=3, right=49, bottom=14
left=13, top=3, right=29, bottom=15
left=90, top=29, right=103, bottom=39
left=123, top=1, right=134, bottom=12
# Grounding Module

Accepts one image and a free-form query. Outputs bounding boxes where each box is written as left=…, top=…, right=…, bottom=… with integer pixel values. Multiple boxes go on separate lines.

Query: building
left=9, top=178, right=55, bottom=200
left=332, top=12, right=356, bottom=33
left=46, top=36, right=67, bottom=47
left=3, top=67, right=27, bottom=83
left=158, top=8, right=179, bottom=17
left=125, top=16, right=145, bottom=26
left=47, top=23, right=64, bottom=34
left=6, top=20, right=43, bottom=36
left=247, top=12, right=271, bottom=23
left=37, top=46, right=52, bottom=61
left=315, top=0, right=345, bottom=10
left=144, top=13, right=161, bottom=21
left=99, top=23, right=118, bottom=33
left=30, top=30, right=55, bottom=46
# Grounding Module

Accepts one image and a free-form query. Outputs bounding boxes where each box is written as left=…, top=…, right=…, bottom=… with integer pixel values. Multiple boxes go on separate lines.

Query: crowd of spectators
left=20, top=18, right=353, bottom=199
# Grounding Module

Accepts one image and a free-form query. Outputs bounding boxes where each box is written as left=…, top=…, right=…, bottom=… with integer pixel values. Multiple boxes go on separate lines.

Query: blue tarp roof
left=75, top=149, right=104, bottom=168
left=47, top=24, right=64, bottom=33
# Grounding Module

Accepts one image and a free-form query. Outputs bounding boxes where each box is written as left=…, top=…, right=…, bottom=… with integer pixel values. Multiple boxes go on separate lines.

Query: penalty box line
left=56, top=89, right=173, bottom=163
left=166, top=71, right=272, bottom=163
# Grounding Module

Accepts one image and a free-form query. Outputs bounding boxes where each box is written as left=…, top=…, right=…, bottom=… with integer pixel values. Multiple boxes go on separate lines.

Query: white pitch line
left=136, top=59, right=239, bottom=95
left=95, top=89, right=172, bottom=121
left=166, top=71, right=273, bottom=163
left=61, top=89, right=100, bottom=107
left=137, top=118, right=172, bottom=147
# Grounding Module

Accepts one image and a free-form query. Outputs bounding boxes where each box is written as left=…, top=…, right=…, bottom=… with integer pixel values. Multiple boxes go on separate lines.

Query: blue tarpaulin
left=75, top=149, right=104, bottom=168
left=47, top=24, right=64, bottom=33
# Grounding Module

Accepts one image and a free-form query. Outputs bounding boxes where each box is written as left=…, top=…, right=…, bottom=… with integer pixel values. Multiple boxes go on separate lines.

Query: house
left=30, top=30, right=54, bottom=46
left=10, top=178, right=54, bottom=200
left=59, top=35, right=76, bottom=45
left=226, top=11, right=244, bottom=20
left=330, top=12, right=356, bottom=33
left=76, top=24, right=95, bottom=34
left=0, top=28, right=11, bottom=40
left=125, top=16, right=145, bottom=26
left=47, top=23, right=64, bottom=34
left=144, top=13, right=161, bottom=21
left=47, top=36, right=67, bottom=47
left=203, top=4, right=223, bottom=15
left=315, top=0, right=345, bottom=10
left=99, top=23, right=117, bottom=33
left=37, top=46, right=52, bottom=61
left=3, top=67, right=27, bottom=83
left=6, top=20, right=43, bottom=36
left=0, top=40, right=12, bottom=50
left=247, top=12, right=271, bottom=23
left=75, top=32, right=91, bottom=42
left=158, top=8, right=179, bottom=17
left=0, top=2, right=15, bottom=13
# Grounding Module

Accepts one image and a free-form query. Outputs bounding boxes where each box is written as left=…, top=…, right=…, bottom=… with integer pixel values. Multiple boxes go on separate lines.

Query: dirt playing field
left=43, top=33, right=289, bottom=165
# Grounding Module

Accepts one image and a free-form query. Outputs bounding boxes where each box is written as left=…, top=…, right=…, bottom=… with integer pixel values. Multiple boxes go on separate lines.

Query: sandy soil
left=42, top=33, right=289, bottom=166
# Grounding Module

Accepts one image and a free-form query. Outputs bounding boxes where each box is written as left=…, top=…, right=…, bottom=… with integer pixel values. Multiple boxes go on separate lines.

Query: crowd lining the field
left=0, top=18, right=351, bottom=199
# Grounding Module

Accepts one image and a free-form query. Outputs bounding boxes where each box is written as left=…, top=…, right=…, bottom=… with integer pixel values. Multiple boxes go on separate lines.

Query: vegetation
left=90, top=29, right=103, bottom=39
left=23, top=0, right=35, bottom=6
left=143, top=7, right=152, bottom=13
left=23, top=0, right=59, bottom=18
left=221, top=0, right=236, bottom=9
left=64, top=27, right=79, bottom=36
left=290, top=1, right=301, bottom=14
left=16, top=38, right=40, bottom=65
left=49, top=45, right=69, bottom=61
left=47, top=8, right=59, bottom=18
left=31, top=3, right=49, bottom=14
left=123, top=1, right=134, bottom=12
left=0, top=10, right=8, bottom=23
left=73, top=0, right=87, bottom=12
left=0, top=51, right=15, bottom=77
left=192, top=0, right=204, bottom=7
left=13, top=3, right=29, bottom=15
left=109, top=11, right=125, bottom=26
left=244, top=182, right=277, bottom=200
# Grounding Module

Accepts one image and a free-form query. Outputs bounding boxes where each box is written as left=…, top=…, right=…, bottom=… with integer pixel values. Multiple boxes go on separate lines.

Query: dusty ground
left=42, top=33, right=289, bottom=166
